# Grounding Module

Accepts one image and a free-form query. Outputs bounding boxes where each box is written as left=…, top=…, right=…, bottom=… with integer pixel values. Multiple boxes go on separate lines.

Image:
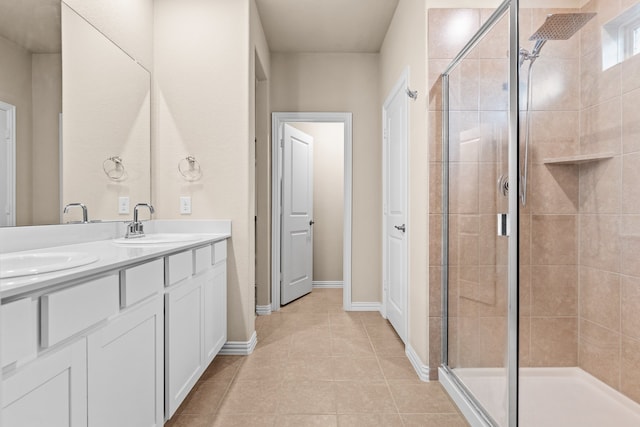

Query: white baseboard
left=348, top=302, right=382, bottom=312
left=255, top=305, right=272, bottom=316
left=312, top=281, right=344, bottom=288
left=219, top=331, right=257, bottom=355
left=405, top=344, right=430, bottom=382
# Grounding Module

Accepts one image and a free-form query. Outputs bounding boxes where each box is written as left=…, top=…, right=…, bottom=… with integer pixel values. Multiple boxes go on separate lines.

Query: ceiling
left=0, top=0, right=60, bottom=53
left=255, top=0, right=400, bottom=53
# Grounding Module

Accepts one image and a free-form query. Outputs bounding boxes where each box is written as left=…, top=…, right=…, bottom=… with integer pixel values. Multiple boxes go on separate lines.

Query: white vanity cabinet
left=87, top=295, right=163, bottom=427
left=1, top=261, right=165, bottom=427
left=165, top=241, right=227, bottom=419
left=2, top=338, right=87, bottom=427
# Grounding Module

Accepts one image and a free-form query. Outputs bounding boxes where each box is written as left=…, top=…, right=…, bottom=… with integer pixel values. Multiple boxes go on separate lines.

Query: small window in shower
left=602, top=3, right=640, bottom=69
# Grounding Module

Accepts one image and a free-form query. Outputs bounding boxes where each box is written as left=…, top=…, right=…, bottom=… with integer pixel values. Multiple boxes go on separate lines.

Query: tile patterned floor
left=165, top=288, right=469, bottom=426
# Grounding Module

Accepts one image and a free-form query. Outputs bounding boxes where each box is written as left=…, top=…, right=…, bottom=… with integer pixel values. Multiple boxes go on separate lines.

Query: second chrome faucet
left=125, top=203, right=154, bottom=238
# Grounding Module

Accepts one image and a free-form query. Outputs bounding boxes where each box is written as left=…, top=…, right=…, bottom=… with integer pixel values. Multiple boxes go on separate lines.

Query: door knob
left=309, top=220, right=315, bottom=226
left=394, top=224, right=406, bottom=233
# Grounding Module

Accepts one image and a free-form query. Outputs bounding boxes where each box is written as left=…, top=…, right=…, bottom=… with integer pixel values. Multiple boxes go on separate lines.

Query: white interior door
left=281, top=124, right=314, bottom=305
left=0, top=101, right=16, bottom=226
left=383, top=74, right=408, bottom=343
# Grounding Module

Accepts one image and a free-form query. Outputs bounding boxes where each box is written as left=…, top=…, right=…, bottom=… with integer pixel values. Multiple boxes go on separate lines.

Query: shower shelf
left=543, top=152, right=615, bottom=165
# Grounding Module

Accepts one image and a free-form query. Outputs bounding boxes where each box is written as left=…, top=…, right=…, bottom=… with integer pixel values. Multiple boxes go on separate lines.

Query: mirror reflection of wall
left=0, top=0, right=62, bottom=226
left=61, top=4, right=151, bottom=223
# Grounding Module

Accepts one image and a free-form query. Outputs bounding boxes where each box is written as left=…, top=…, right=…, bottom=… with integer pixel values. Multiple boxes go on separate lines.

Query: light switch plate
left=118, top=197, right=130, bottom=214
left=180, top=196, right=191, bottom=214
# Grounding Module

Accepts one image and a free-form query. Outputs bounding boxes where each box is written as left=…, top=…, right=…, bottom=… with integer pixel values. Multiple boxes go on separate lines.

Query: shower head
left=523, top=12, right=596, bottom=60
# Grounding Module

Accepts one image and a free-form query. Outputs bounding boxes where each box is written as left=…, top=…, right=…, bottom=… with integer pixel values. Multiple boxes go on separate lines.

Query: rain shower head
left=529, top=12, right=596, bottom=41
left=524, top=12, right=596, bottom=59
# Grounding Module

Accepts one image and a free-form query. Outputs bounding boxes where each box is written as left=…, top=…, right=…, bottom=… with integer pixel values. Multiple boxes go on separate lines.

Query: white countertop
left=0, top=225, right=231, bottom=300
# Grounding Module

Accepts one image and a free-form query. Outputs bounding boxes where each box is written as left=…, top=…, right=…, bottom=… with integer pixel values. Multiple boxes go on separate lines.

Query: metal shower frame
left=438, top=0, right=520, bottom=425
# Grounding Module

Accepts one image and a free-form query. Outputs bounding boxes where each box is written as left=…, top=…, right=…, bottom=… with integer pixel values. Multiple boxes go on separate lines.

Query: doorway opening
left=271, top=112, right=352, bottom=312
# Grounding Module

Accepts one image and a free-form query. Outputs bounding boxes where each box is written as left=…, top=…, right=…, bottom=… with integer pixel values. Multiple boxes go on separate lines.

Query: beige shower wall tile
left=622, top=49, right=640, bottom=94
left=620, top=216, right=640, bottom=277
left=429, top=162, right=443, bottom=214
left=519, top=316, right=531, bottom=367
left=531, top=215, right=577, bottom=265
left=531, top=58, right=580, bottom=111
left=479, top=59, right=508, bottom=111
left=622, top=89, right=640, bottom=154
left=520, top=213, right=531, bottom=266
left=478, top=8, right=509, bottom=59
left=530, top=111, right=579, bottom=163
left=530, top=164, right=579, bottom=214
left=428, top=9, right=480, bottom=59
left=530, top=317, right=578, bottom=366
left=429, top=316, right=442, bottom=371
left=449, top=162, right=479, bottom=214
left=531, top=265, right=578, bottom=316
left=429, top=214, right=442, bottom=266
left=579, top=214, right=620, bottom=273
left=622, top=152, right=640, bottom=213
left=520, top=265, right=532, bottom=317
left=477, top=316, right=507, bottom=367
left=621, top=336, right=640, bottom=404
left=579, top=267, right=621, bottom=331
left=580, top=48, right=621, bottom=109
left=580, top=99, right=622, bottom=156
left=621, top=275, right=640, bottom=340
left=579, top=156, right=622, bottom=214
left=448, top=59, right=480, bottom=112
left=429, top=267, right=442, bottom=317
left=579, top=319, right=621, bottom=390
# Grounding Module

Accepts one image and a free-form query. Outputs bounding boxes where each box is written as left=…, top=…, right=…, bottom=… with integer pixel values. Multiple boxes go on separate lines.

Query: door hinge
left=280, top=138, right=284, bottom=148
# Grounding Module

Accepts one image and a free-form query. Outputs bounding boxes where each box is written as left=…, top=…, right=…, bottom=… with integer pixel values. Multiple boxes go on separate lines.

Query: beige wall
left=0, top=36, right=33, bottom=226
left=62, top=0, right=153, bottom=70
left=154, top=0, right=261, bottom=342
left=271, top=52, right=381, bottom=303
left=31, top=53, right=62, bottom=225
left=380, top=0, right=429, bottom=366
left=62, top=4, right=150, bottom=223
left=292, top=122, right=345, bottom=283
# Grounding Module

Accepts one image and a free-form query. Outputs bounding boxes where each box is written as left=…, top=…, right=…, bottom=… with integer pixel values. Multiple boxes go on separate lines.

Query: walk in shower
left=432, top=0, right=640, bottom=425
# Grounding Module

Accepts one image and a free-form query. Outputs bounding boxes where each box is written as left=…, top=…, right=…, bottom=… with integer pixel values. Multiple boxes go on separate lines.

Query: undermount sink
left=0, top=252, right=99, bottom=279
left=112, top=233, right=202, bottom=245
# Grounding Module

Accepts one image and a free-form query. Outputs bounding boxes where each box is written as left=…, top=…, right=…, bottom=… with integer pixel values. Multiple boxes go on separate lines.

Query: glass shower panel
left=446, top=10, right=511, bottom=426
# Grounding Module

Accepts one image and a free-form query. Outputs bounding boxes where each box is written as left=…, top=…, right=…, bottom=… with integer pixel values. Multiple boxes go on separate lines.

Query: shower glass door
left=440, top=1, right=518, bottom=426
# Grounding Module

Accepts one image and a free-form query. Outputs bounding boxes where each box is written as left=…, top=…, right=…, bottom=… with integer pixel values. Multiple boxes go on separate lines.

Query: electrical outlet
left=180, top=196, right=191, bottom=214
left=118, top=197, right=130, bottom=214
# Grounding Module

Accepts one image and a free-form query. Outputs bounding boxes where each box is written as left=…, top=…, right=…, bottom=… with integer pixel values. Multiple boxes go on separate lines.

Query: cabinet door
left=165, top=277, right=204, bottom=419
left=88, top=296, right=163, bottom=427
left=203, top=262, right=227, bottom=365
left=3, top=339, right=87, bottom=427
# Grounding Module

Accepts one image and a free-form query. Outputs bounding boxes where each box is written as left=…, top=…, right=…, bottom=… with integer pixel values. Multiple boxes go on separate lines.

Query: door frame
left=0, top=100, right=16, bottom=226
left=381, top=68, right=409, bottom=339
left=271, top=112, right=352, bottom=311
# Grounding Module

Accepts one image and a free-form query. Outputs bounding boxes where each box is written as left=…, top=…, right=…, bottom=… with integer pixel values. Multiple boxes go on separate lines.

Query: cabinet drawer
left=2, top=298, right=37, bottom=367
left=121, top=259, right=164, bottom=308
left=213, top=240, right=227, bottom=264
left=166, top=251, right=193, bottom=286
left=41, top=275, right=119, bottom=348
left=194, top=245, right=212, bottom=274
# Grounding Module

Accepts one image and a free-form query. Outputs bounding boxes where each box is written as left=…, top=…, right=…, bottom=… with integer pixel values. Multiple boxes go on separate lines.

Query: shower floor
left=449, top=367, right=640, bottom=426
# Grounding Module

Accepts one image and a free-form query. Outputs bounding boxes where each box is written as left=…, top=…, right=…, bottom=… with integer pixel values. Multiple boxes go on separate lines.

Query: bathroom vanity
left=0, top=221, right=230, bottom=426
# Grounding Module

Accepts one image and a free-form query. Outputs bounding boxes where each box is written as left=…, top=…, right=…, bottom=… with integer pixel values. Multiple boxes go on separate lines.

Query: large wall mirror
left=0, top=0, right=151, bottom=227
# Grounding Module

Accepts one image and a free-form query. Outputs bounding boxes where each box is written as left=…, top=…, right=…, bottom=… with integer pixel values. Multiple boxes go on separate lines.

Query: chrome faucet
left=126, top=203, right=154, bottom=238
left=63, top=203, right=89, bottom=223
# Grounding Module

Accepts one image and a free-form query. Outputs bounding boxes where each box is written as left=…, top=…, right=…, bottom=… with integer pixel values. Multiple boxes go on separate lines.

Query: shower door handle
left=497, top=213, right=510, bottom=237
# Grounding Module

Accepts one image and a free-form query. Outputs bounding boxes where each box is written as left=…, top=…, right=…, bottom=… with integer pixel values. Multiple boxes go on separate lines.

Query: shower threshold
left=441, top=367, right=640, bottom=427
